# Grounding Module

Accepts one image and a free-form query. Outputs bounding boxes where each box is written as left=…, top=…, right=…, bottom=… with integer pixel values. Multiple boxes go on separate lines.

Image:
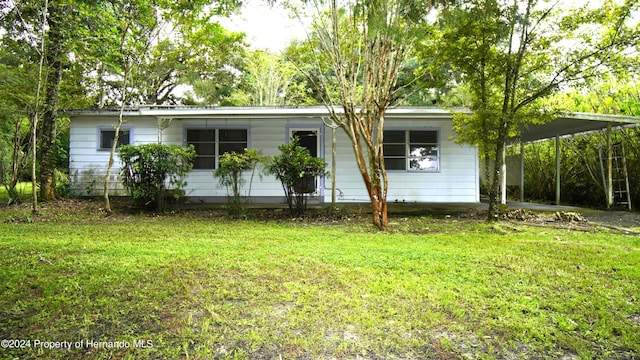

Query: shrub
left=213, top=149, right=265, bottom=217
left=54, top=169, right=70, bottom=198
left=266, top=137, right=327, bottom=216
left=118, top=144, right=195, bottom=211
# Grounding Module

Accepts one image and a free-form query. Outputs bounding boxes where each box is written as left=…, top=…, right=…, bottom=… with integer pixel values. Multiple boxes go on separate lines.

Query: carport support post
left=555, top=134, right=561, bottom=205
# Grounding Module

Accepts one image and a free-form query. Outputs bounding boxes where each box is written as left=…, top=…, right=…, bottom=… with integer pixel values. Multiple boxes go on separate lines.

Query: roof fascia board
left=67, top=106, right=459, bottom=120
left=564, top=112, right=640, bottom=124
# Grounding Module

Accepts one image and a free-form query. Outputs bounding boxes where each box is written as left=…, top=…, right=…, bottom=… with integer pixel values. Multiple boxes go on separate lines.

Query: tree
left=0, top=0, right=242, bottom=210
left=21, top=1, right=92, bottom=201
left=0, top=9, right=42, bottom=207
left=218, top=50, right=318, bottom=106
left=1, top=0, right=104, bottom=207
left=548, top=80, right=640, bottom=116
left=0, top=0, right=58, bottom=204
left=0, top=1, right=120, bottom=202
left=100, top=0, right=241, bottom=212
left=426, top=0, right=639, bottom=220
left=31, top=0, right=49, bottom=211
left=102, top=0, right=168, bottom=214
left=97, top=21, right=246, bottom=106
left=282, top=40, right=330, bottom=105
left=296, top=0, right=434, bottom=230
left=0, top=63, right=32, bottom=206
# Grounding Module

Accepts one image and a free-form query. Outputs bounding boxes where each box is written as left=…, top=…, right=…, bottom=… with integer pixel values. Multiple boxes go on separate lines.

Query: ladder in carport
left=612, top=142, right=632, bottom=210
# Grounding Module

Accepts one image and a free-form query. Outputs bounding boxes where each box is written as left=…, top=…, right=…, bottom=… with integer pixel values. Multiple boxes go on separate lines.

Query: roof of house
left=66, top=105, right=462, bottom=119
left=67, top=105, right=640, bottom=141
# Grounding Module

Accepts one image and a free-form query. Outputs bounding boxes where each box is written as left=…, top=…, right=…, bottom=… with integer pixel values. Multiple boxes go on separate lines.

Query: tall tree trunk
left=370, top=113, right=388, bottom=230
left=488, top=138, right=506, bottom=220
left=39, top=3, right=64, bottom=201
left=487, top=111, right=511, bottom=221
left=31, top=0, right=50, bottom=212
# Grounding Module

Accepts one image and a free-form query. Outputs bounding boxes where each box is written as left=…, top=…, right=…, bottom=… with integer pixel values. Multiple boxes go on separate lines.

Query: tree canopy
left=418, top=0, right=639, bottom=219
left=1, top=0, right=638, bottom=216
left=0, top=0, right=244, bottom=206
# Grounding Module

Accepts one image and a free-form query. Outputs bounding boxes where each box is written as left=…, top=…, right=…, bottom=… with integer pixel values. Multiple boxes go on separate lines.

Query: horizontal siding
left=69, top=114, right=479, bottom=202
left=69, top=116, right=159, bottom=196
left=323, top=119, right=479, bottom=203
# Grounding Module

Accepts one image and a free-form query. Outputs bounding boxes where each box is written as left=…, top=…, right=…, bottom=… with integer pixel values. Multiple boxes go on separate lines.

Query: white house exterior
left=67, top=106, right=480, bottom=204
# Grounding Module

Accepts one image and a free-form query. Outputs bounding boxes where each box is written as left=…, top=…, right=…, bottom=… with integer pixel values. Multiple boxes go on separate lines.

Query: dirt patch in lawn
left=492, top=207, right=640, bottom=234
left=581, top=210, right=640, bottom=229
left=4, top=198, right=640, bottom=234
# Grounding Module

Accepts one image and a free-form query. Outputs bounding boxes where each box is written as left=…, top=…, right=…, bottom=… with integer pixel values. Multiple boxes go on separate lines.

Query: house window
left=185, top=128, right=248, bottom=169
left=99, top=128, right=130, bottom=150
left=383, top=130, right=439, bottom=172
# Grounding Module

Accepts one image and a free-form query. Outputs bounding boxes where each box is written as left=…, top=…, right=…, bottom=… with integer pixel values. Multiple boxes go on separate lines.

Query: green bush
left=266, top=137, right=327, bottom=216
left=213, top=149, right=265, bottom=217
left=118, top=144, right=195, bottom=211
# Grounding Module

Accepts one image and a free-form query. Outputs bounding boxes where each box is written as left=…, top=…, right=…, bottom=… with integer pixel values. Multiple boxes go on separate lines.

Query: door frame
left=285, top=125, right=325, bottom=197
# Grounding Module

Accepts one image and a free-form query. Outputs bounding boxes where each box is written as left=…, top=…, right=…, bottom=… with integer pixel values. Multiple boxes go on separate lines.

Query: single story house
left=67, top=106, right=481, bottom=204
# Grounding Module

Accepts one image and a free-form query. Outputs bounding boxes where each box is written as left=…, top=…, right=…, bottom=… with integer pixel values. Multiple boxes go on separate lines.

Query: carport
left=507, top=112, right=640, bottom=208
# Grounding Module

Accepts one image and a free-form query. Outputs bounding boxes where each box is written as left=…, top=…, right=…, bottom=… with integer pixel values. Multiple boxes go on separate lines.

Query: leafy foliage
left=220, top=50, right=317, bottom=106
left=522, top=127, right=640, bottom=210
left=266, top=137, right=327, bottom=216
left=0, top=0, right=243, bottom=208
left=426, top=0, right=639, bottom=220
left=213, top=148, right=265, bottom=217
left=102, top=21, right=246, bottom=106
left=294, top=0, right=437, bottom=230
left=117, top=144, right=195, bottom=211
left=548, top=81, right=640, bottom=117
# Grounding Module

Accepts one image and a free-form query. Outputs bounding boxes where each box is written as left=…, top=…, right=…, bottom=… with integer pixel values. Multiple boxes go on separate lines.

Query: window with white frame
left=185, top=128, right=248, bottom=169
left=383, top=130, right=439, bottom=171
left=99, top=128, right=131, bottom=150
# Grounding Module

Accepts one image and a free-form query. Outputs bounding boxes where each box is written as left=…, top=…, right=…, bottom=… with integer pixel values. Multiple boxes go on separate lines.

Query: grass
left=0, top=201, right=639, bottom=359
left=0, top=182, right=34, bottom=205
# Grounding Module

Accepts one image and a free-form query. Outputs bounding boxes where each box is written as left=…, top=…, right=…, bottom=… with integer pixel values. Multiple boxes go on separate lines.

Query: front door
left=290, top=128, right=321, bottom=194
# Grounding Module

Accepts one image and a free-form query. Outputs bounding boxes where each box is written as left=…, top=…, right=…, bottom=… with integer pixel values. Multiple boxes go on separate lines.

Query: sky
left=217, top=0, right=309, bottom=52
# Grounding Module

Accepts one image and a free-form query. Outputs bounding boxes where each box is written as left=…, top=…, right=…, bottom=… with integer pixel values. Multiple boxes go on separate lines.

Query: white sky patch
left=218, top=0, right=309, bottom=52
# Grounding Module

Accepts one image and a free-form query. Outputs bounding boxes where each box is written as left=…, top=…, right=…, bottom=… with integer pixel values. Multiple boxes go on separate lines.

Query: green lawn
left=0, top=202, right=639, bottom=359
left=0, top=182, right=34, bottom=204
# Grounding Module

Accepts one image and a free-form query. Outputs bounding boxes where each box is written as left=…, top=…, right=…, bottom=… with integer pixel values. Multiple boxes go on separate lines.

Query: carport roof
left=518, top=112, right=640, bottom=143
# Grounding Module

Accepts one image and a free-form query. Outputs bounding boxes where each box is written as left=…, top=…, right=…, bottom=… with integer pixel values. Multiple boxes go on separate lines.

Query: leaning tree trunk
left=347, top=123, right=389, bottom=231
left=103, top=69, right=129, bottom=214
